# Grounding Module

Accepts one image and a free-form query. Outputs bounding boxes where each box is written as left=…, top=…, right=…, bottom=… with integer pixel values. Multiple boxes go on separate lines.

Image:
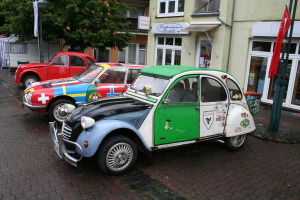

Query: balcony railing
left=120, top=18, right=148, bottom=34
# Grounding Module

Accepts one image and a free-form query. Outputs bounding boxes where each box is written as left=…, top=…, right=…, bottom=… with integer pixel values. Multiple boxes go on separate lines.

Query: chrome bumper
left=49, top=122, right=83, bottom=167
left=22, top=96, right=47, bottom=110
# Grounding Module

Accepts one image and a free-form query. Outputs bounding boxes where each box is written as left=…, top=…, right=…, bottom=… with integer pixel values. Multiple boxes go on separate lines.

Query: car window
left=75, top=64, right=104, bottom=83
left=100, top=68, right=126, bottom=84
left=227, top=78, right=243, bottom=100
left=130, top=75, right=169, bottom=97
left=86, top=57, right=95, bottom=66
left=201, top=77, right=227, bottom=102
left=52, top=55, right=69, bottom=66
left=71, top=56, right=85, bottom=66
left=167, top=77, right=199, bottom=104
left=127, top=69, right=142, bottom=84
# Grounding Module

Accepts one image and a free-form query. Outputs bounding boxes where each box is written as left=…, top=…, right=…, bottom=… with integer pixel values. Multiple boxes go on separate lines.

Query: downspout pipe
left=225, top=0, right=236, bottom=72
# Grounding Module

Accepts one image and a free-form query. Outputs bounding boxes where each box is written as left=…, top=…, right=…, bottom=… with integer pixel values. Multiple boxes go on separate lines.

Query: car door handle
left=195, top=106, right=200, bottom=110
left=118, top=87, right=124, bottom=89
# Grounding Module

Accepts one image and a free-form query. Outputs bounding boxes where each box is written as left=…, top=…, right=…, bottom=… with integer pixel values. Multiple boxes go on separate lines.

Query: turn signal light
left=221, top=75, right=227, bottom=79
left=84, top=141, right=89, bottom=148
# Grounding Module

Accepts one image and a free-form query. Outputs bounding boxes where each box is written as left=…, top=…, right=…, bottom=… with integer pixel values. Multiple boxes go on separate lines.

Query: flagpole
left=269, top=0, right=297, bottom=132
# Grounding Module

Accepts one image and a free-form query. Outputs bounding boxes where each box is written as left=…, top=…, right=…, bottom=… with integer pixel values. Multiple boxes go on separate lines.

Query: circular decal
left=88, top=92, right=102, bottom=101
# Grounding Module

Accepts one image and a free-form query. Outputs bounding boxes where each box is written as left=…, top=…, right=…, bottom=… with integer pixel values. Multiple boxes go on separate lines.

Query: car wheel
left=49, top=99, right=74, bottom=123
left=98, top=136, right=137, bottom=175
left=23, top=74, right=39, bottom=88
left=225, top=134, right=247, bottom=151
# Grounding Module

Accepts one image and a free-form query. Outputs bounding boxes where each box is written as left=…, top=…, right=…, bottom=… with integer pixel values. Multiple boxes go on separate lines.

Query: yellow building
left=147, top=0, right=300, bottom=111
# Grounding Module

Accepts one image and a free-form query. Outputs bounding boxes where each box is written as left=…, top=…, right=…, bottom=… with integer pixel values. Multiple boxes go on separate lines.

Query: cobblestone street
left=0, top=69, right=300, bottom=200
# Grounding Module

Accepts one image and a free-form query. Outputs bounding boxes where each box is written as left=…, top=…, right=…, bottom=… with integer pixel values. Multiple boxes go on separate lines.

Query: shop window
left=95, top=48, right=110, bottom=62
left=10, top=43, right=27, bottom=54
left=267, top=59, right=292, bottom=102
left=273, top=42, right=297, bottom=54
left=247, top=56, right=268, bottom=94
left=156, top=37, right=182, bottom=65
left=194, top=0, right=220, bottom=13
left=252, top=41, right=271, bottom=52
left=158, top=0, right=185, bottom=17
left=292, top=61, right=300, bottom=106
left=196, top=38, right=213, bottom=68
left=118, top=43, right=146, bottom=65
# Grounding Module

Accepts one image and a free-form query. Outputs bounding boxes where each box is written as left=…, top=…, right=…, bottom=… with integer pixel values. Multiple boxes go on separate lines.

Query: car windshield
left=130, top=74, right=169, bottom=97
left=73, top=64, right=104, bottom=83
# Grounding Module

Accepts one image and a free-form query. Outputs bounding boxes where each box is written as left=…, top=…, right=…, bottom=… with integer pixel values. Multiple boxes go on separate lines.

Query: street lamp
left=37, top=0, right=47, bottom=63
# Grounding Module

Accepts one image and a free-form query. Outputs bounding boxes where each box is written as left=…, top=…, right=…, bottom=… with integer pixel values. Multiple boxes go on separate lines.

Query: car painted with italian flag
left=50, top=65, right=256, bottom=175
left=23, top=63, right=146, bottom=122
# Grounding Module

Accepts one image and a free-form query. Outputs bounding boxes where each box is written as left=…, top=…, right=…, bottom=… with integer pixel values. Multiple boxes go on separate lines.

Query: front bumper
left=22, top=96, right=47, bottom=110
left=49, top=121, right=83, bottom=167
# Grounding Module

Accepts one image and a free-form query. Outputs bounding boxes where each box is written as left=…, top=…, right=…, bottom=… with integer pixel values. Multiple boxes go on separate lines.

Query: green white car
left=50, top=65, right=256, bottom=175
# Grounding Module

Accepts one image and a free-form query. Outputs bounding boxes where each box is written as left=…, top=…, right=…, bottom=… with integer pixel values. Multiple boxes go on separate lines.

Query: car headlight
left=25, top=91, right=33, bottom=104
left=63, top=104, right=76, bottom=114
left=81, top=116, right=95, bottom=129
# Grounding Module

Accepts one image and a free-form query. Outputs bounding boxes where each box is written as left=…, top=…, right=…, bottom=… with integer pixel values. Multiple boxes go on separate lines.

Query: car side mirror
left=163, top=99, right=171, bottom=105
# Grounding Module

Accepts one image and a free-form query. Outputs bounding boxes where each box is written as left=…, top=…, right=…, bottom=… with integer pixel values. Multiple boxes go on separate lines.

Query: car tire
left=23, top=74, right=40, bottom=88
left=98, top=136, right=137, bottom=175
left=49, top=99, right=74, bottom=123
left=225, top=134, right=247, bottom=151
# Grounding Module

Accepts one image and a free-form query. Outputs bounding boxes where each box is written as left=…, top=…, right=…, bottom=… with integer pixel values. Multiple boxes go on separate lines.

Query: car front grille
left=62, top=123, right=72, bottom=141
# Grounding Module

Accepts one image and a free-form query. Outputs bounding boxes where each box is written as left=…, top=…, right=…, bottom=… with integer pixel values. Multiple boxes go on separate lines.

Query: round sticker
left=88, top=92, right=102, bottom=101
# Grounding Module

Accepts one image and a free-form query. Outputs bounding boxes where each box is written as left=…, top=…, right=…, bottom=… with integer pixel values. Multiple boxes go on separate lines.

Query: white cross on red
left=38, top=93, right=49, bottom=104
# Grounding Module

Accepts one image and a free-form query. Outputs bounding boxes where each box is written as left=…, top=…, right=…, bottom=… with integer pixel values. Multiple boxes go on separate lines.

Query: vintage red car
left=23, top=63, right=147, bottom=122
left=14, top=52, right=97, bottom=87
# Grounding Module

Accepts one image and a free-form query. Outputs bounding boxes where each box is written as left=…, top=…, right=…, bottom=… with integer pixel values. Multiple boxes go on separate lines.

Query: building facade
left=147, top=0, right=300, bottom=111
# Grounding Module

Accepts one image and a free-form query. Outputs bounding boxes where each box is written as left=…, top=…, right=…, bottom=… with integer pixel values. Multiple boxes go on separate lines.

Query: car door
left=199, top=76, right=229, bottom=138
left=86, top=68, right=127, bottom=101
left=154, top=76, right=200, bottom=145
left=47, top=55, right=69, bottom=80
left=69, top=56, right=87, bottom=76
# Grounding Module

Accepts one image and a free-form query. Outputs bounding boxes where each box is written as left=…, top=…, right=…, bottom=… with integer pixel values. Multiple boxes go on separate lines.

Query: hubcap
left=231, top=135, right=246, bottom=147
left=54, top=103, right=68, bottom=122
left=106, top=142, right=133, bottom=172
left=25, top=78, right=36, bottom=87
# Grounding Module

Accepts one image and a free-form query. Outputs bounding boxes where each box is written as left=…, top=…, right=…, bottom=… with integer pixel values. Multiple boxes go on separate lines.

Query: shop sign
left=138, top=16, right=150, bottom=30
left=152, top=22, right=189, bottom=34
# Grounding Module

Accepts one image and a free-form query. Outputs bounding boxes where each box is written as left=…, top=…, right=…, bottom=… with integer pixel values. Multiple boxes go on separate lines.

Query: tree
left=0, top=0, right=134, bottom=50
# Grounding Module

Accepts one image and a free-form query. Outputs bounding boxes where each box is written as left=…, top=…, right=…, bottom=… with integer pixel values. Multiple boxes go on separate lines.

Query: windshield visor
left=130, top=75, right=169, bottom=97
left=74, top=64, right=104, bottom=83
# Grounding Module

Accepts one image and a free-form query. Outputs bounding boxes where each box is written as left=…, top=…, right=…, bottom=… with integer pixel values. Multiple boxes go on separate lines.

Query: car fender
left=224, top=104, right=256, bottom=137
left=76, top=119, right=151, bottom=157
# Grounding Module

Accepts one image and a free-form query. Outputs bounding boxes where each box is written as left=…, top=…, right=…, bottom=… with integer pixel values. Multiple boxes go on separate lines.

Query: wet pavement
left=0, top=68, right=300, bottom=200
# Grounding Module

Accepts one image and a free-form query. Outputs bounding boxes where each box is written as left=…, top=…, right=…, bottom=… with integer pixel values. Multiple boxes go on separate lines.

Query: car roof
left=95, top=63, right=147, bottom=69
left=140, top=65, right=227, bottom=78
left=55, top=52, right=94, bottom=57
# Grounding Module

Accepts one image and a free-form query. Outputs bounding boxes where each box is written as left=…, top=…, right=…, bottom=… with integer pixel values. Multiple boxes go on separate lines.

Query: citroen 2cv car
left=50, top=65, right=256, bottom=175
left=23, top=63, right=146, bottom=122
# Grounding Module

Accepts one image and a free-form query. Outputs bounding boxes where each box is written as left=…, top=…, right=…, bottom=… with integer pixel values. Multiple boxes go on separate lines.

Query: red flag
left=268, top=7, right=291, bottom=78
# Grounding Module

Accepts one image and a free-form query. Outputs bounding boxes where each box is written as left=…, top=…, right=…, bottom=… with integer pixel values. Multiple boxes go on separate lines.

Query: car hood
left=65, top=96, right=152, bottom=137
left=25, top=77, right=81, bottom=91
left=19, top=63, right=48, bottom=70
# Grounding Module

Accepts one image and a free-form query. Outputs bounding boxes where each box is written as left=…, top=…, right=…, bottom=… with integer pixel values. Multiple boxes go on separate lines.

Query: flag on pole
left=268, top=7, right=291, bottom=78
left=33, top=1, right=38, bottom=37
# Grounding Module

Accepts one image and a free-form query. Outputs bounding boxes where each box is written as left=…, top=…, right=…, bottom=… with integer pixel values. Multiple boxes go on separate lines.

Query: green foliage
left=0, top=0, right=134, bottom=49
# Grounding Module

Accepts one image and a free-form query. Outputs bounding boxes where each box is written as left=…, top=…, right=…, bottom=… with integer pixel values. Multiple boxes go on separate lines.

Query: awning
left=181, top=24, right=220, bottom=32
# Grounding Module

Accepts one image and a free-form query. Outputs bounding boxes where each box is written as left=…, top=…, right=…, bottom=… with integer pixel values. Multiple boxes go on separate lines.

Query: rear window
left=226, top=79, right=243, bottom=100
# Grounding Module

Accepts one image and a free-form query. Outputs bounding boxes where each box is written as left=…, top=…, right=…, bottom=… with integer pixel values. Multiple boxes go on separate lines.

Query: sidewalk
left=0, top=67, right=299, bottom=143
